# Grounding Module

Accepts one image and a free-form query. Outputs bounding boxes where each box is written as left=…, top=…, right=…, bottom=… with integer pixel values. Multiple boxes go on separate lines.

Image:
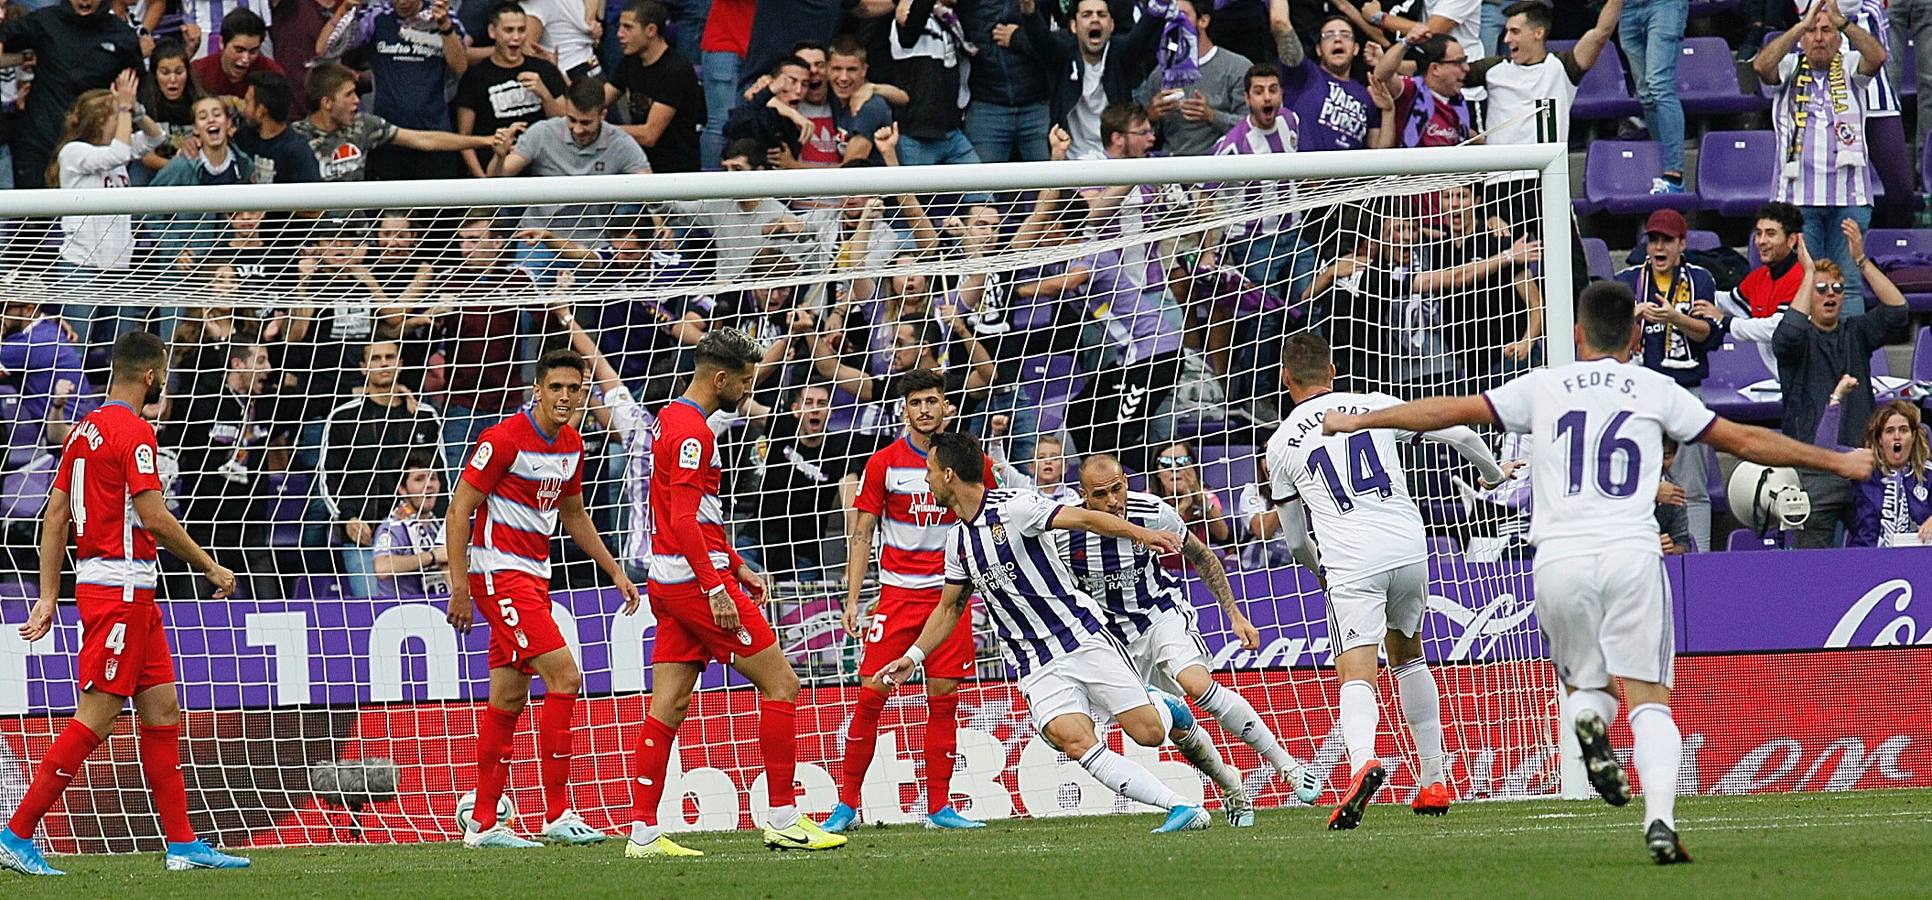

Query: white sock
left=767, top=804, right=799, bottom=830
left=1393, top=659, right=1445, bottom=787
left=1338, top=679, right=1379, bottom=772
left=1079, top=745, right=1187, bottom=810
left=1173, top=723, right=1244, bottom=797
left=1568, top=688, right=1619, bottom=731
left=628, top=820, right=659, bottom=845
left=1628, top=704, right=1681, bottom=831
left=1197, top=682, right=1302, bottom=776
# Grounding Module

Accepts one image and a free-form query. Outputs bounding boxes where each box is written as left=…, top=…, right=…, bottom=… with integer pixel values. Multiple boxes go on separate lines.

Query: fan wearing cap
left=1613, top=208, right=1721, bottom=552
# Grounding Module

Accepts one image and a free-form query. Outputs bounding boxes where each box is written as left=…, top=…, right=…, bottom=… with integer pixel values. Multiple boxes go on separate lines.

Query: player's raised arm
left=23, top=489, right=72, bottom=640
left=559, top=492, right=640, bottom=615
left=1324, top=395, right=1498, bottom=437
left=443, top=478, right=487, bottom=632
left=131, top=491, right=235, bottom=598
left=1049, top=504, right=1185, bottom=555
left=1701, top=417, right=1875, bottom=481
left=877, top=580, right=969, bottom=686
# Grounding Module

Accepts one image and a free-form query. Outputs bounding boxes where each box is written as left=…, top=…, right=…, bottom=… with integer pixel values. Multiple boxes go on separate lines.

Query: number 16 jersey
left=1267, top=390, right=1425, bottom=587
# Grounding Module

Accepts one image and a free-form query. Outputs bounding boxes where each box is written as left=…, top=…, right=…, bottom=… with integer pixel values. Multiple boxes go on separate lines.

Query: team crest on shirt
left=471, top=442, right=495, bottom=470
left=679, top=438, right=703, bottom=470
left=991, top=522, right=1008, bottom=544
left=135, top=444, right=156, bottom=474
left=736, top=628, right=752, bottom=646
left=515, top=629, right=529, bottom=649
left=104, top=658, right=119, bottom=681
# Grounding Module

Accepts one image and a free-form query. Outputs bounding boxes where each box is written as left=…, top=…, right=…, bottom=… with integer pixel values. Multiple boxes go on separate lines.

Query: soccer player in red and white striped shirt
left=444, top=350, right=640, bottom=849
left=624, top=329, right=846, bottom=857
left=2, top=333, right=248, bottom=877
left=823, top=368, right=993, bottom=833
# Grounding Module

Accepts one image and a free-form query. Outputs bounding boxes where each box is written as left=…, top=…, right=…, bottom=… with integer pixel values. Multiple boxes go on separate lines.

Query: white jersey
left=1483, top=358, right=1716, bottom=563
left=944, top=488, right=1112, bottom=678
left=1067, top=491, right=1190, bottom=644
left=1268, top=390, right=1427, bottom=586
left=602, top=385, right=655, bottom=570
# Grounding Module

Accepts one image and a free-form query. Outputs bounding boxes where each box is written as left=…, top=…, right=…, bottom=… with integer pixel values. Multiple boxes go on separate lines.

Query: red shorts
left=859, top=585, right=976, bottom=681
left=648, top=578, right=778, bottom=665
left=76, top=585, right=174, bottom=697
left=470, top=571, right=568, bottom=674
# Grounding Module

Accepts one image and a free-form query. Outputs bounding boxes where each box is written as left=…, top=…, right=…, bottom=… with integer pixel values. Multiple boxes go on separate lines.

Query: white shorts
left=1020, top=635, right=1153, bottom=732
left=1532, top=553, right=1674, bottom=690
left=1125, top=609, right=1212, bottom=695
left=1326, top=561, right=1429, bottom=653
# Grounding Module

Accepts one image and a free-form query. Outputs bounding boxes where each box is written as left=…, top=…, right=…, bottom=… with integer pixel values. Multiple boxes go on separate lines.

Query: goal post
left=0, top=142, right=1580, bottom=851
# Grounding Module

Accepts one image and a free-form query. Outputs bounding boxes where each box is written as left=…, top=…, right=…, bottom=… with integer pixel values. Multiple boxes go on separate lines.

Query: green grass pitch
left=10, top=790, right=1930, bottom=899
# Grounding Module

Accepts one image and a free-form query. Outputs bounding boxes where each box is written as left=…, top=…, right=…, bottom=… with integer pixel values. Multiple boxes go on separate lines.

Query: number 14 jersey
left=1267, top=390, right=1425, bottom=587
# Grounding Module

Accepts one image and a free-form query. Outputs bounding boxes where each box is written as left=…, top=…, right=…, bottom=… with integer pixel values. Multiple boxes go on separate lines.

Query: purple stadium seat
left=1195, top=443, right=1257, bottom=494
left=1556, top=40, right=1642, bottom=121
left=267, top=471, right=314, bottom=549
left=1727, top=528, right=1783, bottom=551
left=1686, top=229, right=1723, bottom=252
left=1676, top=37, right=1767, bottom=116
left=1913, top=328, right=1932, bottom=384
left=1698, top=131, right=1779, bottom=217
left=1866, top=228, right=1932, bottom=262
left=1904, top=36, right=1919, bottom=101
left=1582, top=236, right=1615, bottom=280
left=1703, top=339, right=1782, bottom=422
left=1585, top=141, right=1702, bottom=215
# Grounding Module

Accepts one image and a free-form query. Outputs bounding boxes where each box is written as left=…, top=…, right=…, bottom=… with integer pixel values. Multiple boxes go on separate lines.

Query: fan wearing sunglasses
left=1769, top=221, right=1911, bottom=548
left=1150, top=442, right=1233, bottom=570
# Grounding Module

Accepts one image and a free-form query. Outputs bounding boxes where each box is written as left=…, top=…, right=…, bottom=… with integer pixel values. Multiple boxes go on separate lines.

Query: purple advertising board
left=1, top=547, right=1923, bottom=715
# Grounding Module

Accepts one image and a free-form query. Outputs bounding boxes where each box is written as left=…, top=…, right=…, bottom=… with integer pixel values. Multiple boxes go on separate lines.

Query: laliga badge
left=736, top=628, right=753, bottom=646
left=104, top=658, right=119, bottom=681
left=515, top=629, right=529, bottom=649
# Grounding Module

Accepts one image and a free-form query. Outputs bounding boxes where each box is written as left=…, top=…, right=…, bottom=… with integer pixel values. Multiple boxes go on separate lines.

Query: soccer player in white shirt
left=1323, top=281, right=1873, bottom=864
left=1266, top=331, right=1510, bottom=830
left=879, top=433, right=1217, bottom=833
left=1072, top=454, right=1322, bottom=826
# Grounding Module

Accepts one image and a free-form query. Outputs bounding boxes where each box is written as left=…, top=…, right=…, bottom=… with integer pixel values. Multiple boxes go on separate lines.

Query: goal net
left=0, top=144, right=1575, bottom=851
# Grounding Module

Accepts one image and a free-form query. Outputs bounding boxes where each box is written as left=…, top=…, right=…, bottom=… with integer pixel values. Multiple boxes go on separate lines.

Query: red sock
left=924, top=693, right=960, bottom=815
left=839, top=688, right=889, bottom=808
left=138, top=724, right=195, bottom=843
left=760, top=699, right=798, bottom=809
left=6, top=720, right=104, bottom=840
left=471, top=705, right=520, bottom=832
left=538, top=692, right=577, bottom=823
left=629, top=715, right=679, bottom=826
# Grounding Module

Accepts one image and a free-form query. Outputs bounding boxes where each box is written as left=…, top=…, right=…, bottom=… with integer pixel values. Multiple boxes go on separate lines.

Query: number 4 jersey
left=1484, top=358, right=1715, bottom=564
left=1267, top=390, right=1426, bottom=586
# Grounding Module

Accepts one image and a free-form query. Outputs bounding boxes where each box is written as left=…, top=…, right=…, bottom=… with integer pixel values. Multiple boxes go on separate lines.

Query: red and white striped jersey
left=460, top=409, right=584, bottom=580
left=647, top=397, right=734, bottom=589
left=53, top=401, right=163, bottom=594
left=855, top=436, right=995, bottom=592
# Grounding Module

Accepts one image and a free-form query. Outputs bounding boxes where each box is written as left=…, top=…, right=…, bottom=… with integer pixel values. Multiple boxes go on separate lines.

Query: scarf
left=1785, top=51, right=1865, bottom=176
left=1143, top=0, right=1200, bottom=90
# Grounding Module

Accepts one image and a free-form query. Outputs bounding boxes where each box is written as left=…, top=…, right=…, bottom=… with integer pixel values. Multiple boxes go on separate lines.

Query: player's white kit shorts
left=1126, top=610, right=1213, bottom=695
left=1532, top=553, right=1675, bottom=690
left=1020, top=635, right=1153, bottom=731
left=1326, top=561, right=1429, bottom=653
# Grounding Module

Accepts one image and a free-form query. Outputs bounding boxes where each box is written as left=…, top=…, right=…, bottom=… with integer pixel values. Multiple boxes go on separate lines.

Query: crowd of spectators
left=0, top=0, right=1929, bottom=602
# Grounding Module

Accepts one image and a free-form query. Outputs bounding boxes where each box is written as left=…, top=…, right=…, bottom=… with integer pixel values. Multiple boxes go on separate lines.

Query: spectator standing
left=1464, top=0, right=1620, bottom=146
left=698, top=0, right=754, bottom=167
left=738, top=382, right=863, bottom=581
left=1357, top=0, right=1482, bottom=74
left=825, top=36, right=897, bottom=163
left=320, top=339, right=445, bottom=599
left=1731, top=201, right=1809, bottom=318
left=1816, top=379, right=1932, bottom=548
left=606, top=0, right=702, bottom=172
left=520, top=0, right=602, bottom=79
left=1372, top=31, right=1472, bottom=148
left=0, top=294, right=94, bottom=458
left=182, top=0, right=273, bottom=59
left=1268, top=4, right=1392, bottom=152
left=1620, top=0, right=1690, bottom=193
left=489, top=76, right=651, bottom=243
left=191, top=9, right=288, bottom=99
left=0, top=0, right=143, bottom=188
left=1019, top=0, right=1161, bottom=160
left=271, top=0, right=330, bottom=108
left=172, top=342, right=275, bottom=597
left=890, top=0, right=981, bottom=167
left=1655, top=439, right=1691, bottom=555
left=431, top=209, right=541, bottom=470
left=52, top=75, right=166, bottom=348
left=1307, top=202, right=1417, bottom=391
left=133, top=39, right=201, bottom=186
left=1892, top=0, right=1932, bottom=161
left=1613, top=208, right=1721, bottom=551
left=958, top=0, right=1050, bottom=162
left=1756, top=1, right=1887, bottom=315
left=236, top=70, right=322, bottom=182
left=1413, top=183, right=1542, bottom=393
left=371, top=450, right=451, bottom=598
left=723, top=54, right=812, bottom=159
left=294, top=62, right=503, bottom=181
left=453, top=2, right=568, bottom=178
left=321, top=0, right=472, bottom=180
left=1137, top=0, right=1248, bottom=157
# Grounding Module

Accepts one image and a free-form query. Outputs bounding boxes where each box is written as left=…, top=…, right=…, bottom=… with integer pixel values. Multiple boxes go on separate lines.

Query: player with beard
left=626, top=329, right=848, bottom=857
left=3, top=333, right=248, bottom=876
left=823, top=369, right=996, bottom=833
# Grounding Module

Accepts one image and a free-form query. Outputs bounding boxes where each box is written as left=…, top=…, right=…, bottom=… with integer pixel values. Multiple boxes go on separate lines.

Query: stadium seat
left=1726, top=527, right=1784, bottom=551
left=267, top=470, right=315, bottom=550
left=1689, top=0, right=1741, bottom=17
left=1866, top=228, right=1932, bottom=261
left=1581, top=236, right=1615, bottom=280
left=1675, top=37, right=1767, bottom=117
left=1697, top=131, right=1779, bottom=217
left=1904, top=37, right=1919, bottom=101
left=1556, top=40, right=1642, bottom=121
left=1703, top=339, right=1782, bottom=422
left=1912, top=327, right=1932, bottom=386
left=1584, top=141, right=1702, bottom=215
left=1195, top=443, right=1257, bottom=493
